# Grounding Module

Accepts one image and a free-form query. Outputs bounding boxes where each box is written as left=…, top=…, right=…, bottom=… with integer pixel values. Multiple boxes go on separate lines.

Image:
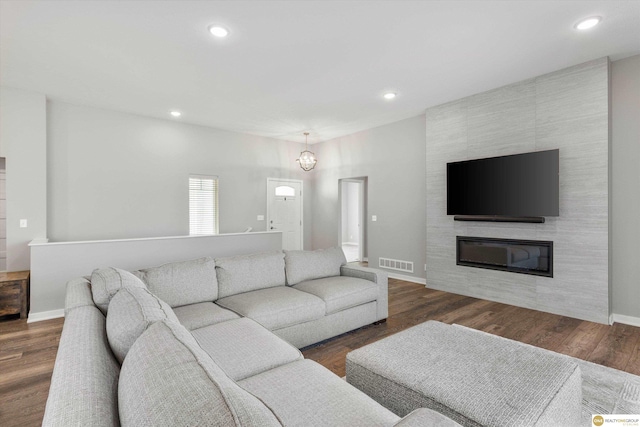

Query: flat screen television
left=447, top=149, right=559, bottom=218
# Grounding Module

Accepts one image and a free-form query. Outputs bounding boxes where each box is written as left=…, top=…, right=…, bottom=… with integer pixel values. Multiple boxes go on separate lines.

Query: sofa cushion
left=393, top=409, right=462, bottom=427
left=216, top=251, right=286, bottom=299
left=173, top=302, right=240, bottom=331
left=238, top=359, right=400, bottom=427
left=294, top=276, right=379, bottom=315
left=216, top=286, right=325, bottom=330
left=91, top=267, right=147, bottom=314
left=284, top=247, right=347, bottom=286
left=119, top=320, right=282, bottom=427
left=192, top=317, right=303, bottom=381
left=106, top=287, right=179, bottom=363
left=133, top=257, right=218, bottom=308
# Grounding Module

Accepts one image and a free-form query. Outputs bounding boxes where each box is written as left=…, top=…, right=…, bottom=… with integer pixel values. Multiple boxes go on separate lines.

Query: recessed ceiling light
left=208, top=25, right=229, bottom=38
left=383, top=92, right=397, bottom=100
left=575, top=16, right=601, bottom=30
left=170, top=111, right=182, bottom=117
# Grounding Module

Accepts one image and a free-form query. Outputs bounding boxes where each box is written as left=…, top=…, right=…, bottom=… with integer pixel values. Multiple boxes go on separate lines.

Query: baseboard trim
left=28, top=309, right=65, bottom=323
left=611, top=313, right=640, bottom=328
left=387, top=272, right=426, bottom=285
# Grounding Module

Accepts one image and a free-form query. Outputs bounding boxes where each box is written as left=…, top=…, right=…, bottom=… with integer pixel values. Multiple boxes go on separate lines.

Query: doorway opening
left=0, top=158, right=5, bottom=272
left=266, top=178, right=303, bottom=251
left=339, top=177, right=367, bottom=263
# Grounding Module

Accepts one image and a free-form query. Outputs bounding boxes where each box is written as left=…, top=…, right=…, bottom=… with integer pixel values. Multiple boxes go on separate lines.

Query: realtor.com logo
left=593, top=415, right=640, bottom=426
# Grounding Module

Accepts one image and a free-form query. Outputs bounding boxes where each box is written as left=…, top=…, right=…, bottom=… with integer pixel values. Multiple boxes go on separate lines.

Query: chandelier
left=296, top=132, right=317, bottom=171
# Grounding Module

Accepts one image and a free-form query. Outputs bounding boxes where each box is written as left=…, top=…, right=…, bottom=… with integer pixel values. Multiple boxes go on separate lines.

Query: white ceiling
left=1, top=1, right=639, bottom=144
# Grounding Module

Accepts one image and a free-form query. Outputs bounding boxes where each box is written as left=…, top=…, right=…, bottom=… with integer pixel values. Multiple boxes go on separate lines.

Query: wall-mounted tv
left=447, top=149, right=559, bottom=218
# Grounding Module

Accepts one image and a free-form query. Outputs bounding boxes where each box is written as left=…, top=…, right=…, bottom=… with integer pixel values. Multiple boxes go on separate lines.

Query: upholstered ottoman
left=346, top=321, right=582, bottom=427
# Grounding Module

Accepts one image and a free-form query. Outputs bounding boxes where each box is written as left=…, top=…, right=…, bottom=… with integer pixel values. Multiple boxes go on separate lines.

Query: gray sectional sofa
left=42, top=247, right=460, bottom=426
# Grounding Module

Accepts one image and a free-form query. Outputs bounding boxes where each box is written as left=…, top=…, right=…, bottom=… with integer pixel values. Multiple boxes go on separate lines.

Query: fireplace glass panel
left=456, top=236, right=553, bottom=277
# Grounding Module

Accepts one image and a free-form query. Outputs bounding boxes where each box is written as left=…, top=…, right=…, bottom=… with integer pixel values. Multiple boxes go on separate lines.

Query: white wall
left=611, top=54, right=640, bottom=322
left=0, top=87, right=47, bottom=271
left=311, top=115, right=426, bottom=281
left=47, top=101, right=312, bottom=247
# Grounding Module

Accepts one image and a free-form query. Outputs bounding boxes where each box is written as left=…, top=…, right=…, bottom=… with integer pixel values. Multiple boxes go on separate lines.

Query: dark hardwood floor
left=0, top=315, right=63, bottom=427
left=1, top=278, right=639, bottom=427
left=302, top=279, right=640, bottom=377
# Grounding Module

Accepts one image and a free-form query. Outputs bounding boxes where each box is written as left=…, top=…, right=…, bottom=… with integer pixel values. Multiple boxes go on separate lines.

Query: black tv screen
left=447, top=149, right=559, bottom=217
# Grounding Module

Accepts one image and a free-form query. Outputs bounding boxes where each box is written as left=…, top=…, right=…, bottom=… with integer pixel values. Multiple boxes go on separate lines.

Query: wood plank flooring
left=302, top=279, right=640, bottom=377
left=0, top=315, right=63, bottom=427
left=1, top=278, right=639, bottom=426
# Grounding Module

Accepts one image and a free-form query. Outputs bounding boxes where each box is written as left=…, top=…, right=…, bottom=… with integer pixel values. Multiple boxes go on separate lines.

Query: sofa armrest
left=394, top=408, right=462, bottom=427
left=65, top=277, right=95, bottom=315
left=42, top=305, right=120, bottom=427
left=340, top=265, right=388, bottom=320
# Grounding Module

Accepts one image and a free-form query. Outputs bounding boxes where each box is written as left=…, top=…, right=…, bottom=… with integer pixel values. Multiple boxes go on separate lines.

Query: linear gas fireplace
left=456, top=236, right=553, bottom=277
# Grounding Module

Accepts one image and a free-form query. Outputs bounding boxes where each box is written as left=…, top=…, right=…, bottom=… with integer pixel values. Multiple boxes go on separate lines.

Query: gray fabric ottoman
left=346, top=321, right=582, bottom=427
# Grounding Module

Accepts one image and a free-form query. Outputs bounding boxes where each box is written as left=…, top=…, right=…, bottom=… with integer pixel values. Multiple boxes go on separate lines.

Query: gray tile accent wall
left=426, top=57, right=609, bottom=324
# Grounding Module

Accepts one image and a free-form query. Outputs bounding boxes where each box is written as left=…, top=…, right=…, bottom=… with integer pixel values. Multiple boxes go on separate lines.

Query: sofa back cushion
left=118, top=320, right=282, bottom=427
left=284, top=247, right=347, bottom=286
left=106, top=287, right=179, bottom=363
left=133, top=257, right=218, bottom=307
left=91, top=267, right=147, bottom=314
left=216, top=251, right=285, bottom=299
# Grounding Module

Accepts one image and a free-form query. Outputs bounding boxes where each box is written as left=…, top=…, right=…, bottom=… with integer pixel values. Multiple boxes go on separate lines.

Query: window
left=275, top=185, right=296, bottom=197
left=189, top=175, right=219, bottom=235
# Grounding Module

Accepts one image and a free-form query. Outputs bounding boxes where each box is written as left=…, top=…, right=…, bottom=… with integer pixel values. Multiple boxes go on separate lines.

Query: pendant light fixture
left=296, top=132, right=317, bottom=171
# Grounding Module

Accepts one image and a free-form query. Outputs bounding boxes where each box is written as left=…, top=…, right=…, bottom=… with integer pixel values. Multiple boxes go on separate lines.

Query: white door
left=267, top=179, right=303, bottom=250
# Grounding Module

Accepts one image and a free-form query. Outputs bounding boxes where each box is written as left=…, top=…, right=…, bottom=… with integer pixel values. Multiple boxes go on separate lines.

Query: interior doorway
left=0, top=158, right=5, bottom=272
left=339, top=177, right=367, bottom=263
left=266, top=178, right=303, bottom=251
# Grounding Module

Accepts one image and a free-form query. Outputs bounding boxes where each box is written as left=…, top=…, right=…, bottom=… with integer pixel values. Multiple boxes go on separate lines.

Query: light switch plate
left=257, top=215, right=265, bottom=221
left=372, top=215, right=377, bottom=222
left=20, top=219, right=28, bottom=228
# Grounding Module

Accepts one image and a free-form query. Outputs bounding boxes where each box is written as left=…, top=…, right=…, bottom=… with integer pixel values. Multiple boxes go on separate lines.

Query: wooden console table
left=0, top=271, right=30, bottom=319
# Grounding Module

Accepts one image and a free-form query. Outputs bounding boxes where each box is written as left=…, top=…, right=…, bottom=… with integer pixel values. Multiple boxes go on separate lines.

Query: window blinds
left=189, top=175, right=219, bottom=235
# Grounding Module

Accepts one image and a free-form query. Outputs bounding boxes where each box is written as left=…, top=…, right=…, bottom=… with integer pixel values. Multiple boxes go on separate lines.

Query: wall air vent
left=379, top=257, right=414, bottom=273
